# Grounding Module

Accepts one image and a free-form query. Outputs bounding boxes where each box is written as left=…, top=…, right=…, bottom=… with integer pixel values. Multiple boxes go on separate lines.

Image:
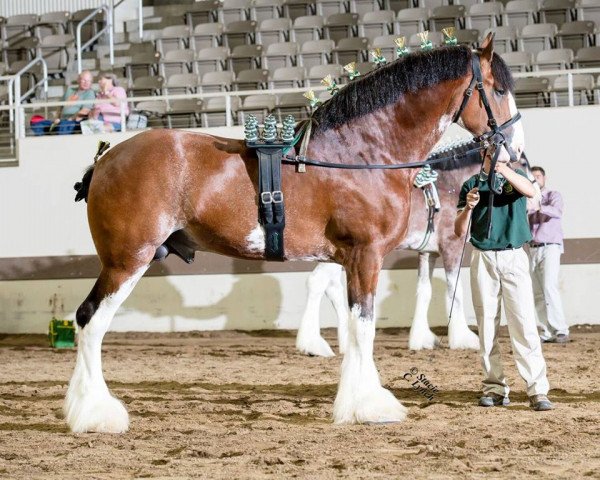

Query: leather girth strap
left=257, top=147, right=286, bottom=260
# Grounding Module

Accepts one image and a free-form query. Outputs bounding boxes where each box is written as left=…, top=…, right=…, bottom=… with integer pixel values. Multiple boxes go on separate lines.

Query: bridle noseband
left=453, top=52, right=523, bottom=236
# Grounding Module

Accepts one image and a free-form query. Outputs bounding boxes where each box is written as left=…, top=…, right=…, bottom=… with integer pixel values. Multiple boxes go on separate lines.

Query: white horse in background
left=296, top=148, right=540, bottom=357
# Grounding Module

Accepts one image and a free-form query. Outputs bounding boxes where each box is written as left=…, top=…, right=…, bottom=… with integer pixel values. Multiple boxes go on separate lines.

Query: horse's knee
left=76, top=297, right=100, bottom=328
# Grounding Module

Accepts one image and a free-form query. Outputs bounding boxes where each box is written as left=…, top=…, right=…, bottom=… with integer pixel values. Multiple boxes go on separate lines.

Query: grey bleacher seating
left=539, top=0, right=577, bottom=26
left=36, top=11, right=71, bottom=38
left=325, top=13, right=360, bottom=42
left=191, top=23, right=224, bottom=51
left=299, top=39, right=335, bottom=68
left=501, top=51, right=534, bottom=71
left=263, top=41, right=299, bottom=69
left=551, top=74, right=594, bottom=105
left=455, top=28, right=479, bottom=46
left=307, top=63, right=344, bottom=86
left=129, top=75, right=164, bottom=96
left=164, top=73, right=200, bottom=94
left=574, top=46, right=600, bottom=67
left=317, top=0, right=351, bottom=17
left=556, top=20, right=596, bottom=50
left=155, top=25, right=190, bottom=55
left=395, top=8, right=429, bottom=38
left=201, top=70, right=236, bottom=92
left=359, top=10, right=396, bottom=39
left=223, top=20, right=258, bottom=49
left=4, top=36, right=39, bottom=65
left=237, top=94, right=277, bottom=123
left=270, top=66, right=306, bottom=88
left=334, top=36, right=369, bottom=64
left=275, top=92, right=311, bottom=121
left=69, top=8, right=104, bottom=45
left=484, top=26, right=518, bottom=53
left=234, top=68, right=270, bottom=90
left=165, top=99, right=202, bottom=128
left=284, top=0, right=318, bottom=21
left=228, top=44, right=263, bottom=73
left=514, top=77, right=550, bottom=107
left=429, top=5, right=467, bottom=30
left=577, top=0, right=600, bottom=25
left=354, top=61, right=376, bottom=75
left=199, top=96, right=241, bottom=127
left=126, top=52, right=162, bottom=81
left=291, top=15, right=325, bottom=44
left=220, top=0, right=253, bottom=24
left=251, top=0, right=285, bottom=22
left=519, top=23, right=558, bottom=55
left=38, top=34, right=74, bottom=75
left=134, top=100, right=167, bottom=127
left=184, top=0, right=221, bottom=28
left=257, top=18, right=292, bottom=47
left=535, top=48, right=574, bottom=69
left=371, top=34, right=398, bottom=58
left=194, top=46, right=229, bottom=74
left=160, top=49, right=195, bottom=76
left=504, top=0, right=540, bottom=29
left=466, top=2, right=503, bottom=31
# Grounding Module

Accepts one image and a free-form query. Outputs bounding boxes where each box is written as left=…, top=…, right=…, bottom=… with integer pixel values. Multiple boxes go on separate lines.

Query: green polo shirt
left=457, top=169, right=532, bottom=251
left=61, top=87, right=96, bottom=118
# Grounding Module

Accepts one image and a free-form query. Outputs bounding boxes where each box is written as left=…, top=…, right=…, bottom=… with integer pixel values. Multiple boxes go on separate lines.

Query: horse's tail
left=74, top=140, right=111, bottom=203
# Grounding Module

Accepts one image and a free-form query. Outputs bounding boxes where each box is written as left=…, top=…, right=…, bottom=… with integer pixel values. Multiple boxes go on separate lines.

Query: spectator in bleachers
left=88, top=72, right=129, bottom=132
left=31, top=70, right=95, bottom=135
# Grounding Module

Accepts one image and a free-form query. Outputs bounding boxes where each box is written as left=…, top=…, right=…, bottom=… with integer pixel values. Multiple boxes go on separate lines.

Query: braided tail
left=73, top=140, right=110, bottom=203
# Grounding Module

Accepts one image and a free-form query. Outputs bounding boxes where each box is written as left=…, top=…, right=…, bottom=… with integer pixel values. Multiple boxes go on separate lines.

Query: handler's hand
left=465, top=187, right=480, bottom=210
left=494, top=160, right=512, bottom=176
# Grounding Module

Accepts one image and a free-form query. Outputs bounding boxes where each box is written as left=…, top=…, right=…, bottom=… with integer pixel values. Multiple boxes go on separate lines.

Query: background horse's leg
left=324, top=268, right=348, bottom=355
left=65, top=265, right=148, bottom=433
left=441, top=249, right=480, bottom=350
left=333, top=249, right=407, bottom=424
left=296, top=263, right=341, bottom=357
left=409, top=252, right=441, bottom=350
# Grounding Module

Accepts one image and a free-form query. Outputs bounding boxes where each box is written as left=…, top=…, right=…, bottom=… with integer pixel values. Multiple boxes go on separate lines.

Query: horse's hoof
left=296, top=335, right=335, bottom=358
left=65, top=390, right=129, bottom=434
left=408, top=329, right=440, bottom=351
left=333, top=386, right=408, bottom=425
left=448, top=328, right=480, bottom=350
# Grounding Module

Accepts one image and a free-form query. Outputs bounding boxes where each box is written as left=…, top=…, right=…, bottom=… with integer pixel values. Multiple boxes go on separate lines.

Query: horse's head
left=455, top=33, right=524, bottom=164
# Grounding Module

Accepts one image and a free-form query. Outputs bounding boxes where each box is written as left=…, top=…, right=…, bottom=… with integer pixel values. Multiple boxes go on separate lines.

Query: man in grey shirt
left=528, top=166, right=569, bottom=343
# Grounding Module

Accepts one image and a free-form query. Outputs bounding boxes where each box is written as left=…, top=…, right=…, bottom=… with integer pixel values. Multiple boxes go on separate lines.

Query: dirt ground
left=1, top=326, right=599, bottom=480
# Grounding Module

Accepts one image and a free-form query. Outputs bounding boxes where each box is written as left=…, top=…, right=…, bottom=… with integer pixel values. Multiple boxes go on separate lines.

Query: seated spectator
left=88, top=72, right=129, bottom=132
left=31, top=70, right=95, bottom=135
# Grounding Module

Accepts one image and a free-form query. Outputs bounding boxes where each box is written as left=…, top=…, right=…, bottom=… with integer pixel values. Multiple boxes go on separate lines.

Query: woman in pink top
left=90, top=73, right=129, bottom=132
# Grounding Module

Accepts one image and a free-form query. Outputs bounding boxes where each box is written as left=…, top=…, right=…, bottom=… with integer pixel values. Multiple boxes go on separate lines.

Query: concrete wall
left=1, top=107, right=599, bottom=333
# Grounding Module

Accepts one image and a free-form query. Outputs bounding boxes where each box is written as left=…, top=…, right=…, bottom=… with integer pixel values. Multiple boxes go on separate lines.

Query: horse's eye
left=495, top=88, right=506, bottom=96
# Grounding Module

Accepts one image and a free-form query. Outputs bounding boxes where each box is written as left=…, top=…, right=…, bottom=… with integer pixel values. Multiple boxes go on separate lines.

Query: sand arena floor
left=1, top=326, right=599, bottom=479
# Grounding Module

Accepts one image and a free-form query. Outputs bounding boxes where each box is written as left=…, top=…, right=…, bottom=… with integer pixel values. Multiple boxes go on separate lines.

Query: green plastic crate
left=48, top=318, right=75, bottom=348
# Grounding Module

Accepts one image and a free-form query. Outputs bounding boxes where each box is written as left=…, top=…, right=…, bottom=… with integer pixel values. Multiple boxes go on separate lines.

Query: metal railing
left=0, top=67, right=598, bottom=161
left=513, top=67, right=600, bottom=107
left=76, top=4, right=114, bottom=74
left=9, top=57, right=48, bottom=140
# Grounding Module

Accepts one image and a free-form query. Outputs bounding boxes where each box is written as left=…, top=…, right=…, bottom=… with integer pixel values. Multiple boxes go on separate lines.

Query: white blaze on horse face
left=245, top=224, right=265, bottom=253
left=508, top=92, right=525, bottom=159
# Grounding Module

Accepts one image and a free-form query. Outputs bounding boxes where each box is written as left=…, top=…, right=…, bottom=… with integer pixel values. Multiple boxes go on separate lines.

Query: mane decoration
left=426, top=137, right=483, bottom=171
left=309, top=45, right=513, bottom=136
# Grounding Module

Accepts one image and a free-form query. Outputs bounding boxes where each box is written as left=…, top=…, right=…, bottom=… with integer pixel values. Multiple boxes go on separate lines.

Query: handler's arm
left=455, top=187, right=479, bottom=238
left=496, top=164, right=536, bottom=198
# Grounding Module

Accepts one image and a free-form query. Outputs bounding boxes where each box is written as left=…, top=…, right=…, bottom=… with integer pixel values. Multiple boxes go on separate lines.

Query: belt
left=476, top=245, right=522, bottom=252
left=530, top=242, right=558, bottom=248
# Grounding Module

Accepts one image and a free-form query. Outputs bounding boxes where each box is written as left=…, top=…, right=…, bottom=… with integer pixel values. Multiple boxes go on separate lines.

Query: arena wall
left=1, top=106, right=599, bottom=333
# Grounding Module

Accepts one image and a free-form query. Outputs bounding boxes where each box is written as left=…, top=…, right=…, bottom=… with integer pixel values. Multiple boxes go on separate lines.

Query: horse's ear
left=480, top=32, right=495, bottom=62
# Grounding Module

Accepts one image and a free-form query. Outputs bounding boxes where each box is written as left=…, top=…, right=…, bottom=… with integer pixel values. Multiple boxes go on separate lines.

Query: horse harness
left=248, top=52, right=523, bottom=260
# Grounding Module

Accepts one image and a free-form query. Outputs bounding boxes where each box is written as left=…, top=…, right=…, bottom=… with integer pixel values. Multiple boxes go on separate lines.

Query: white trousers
left=471, top=248, right=550, bottom=397
left=529, top=244, right=569, bottom=339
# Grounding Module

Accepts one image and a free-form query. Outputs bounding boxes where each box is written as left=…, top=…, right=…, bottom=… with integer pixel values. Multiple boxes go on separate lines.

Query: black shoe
left=530, top=394, right=554, bottom=411
left=479, top=393, right=510, bottom=407
left=544, top=334, right=570, bottom=344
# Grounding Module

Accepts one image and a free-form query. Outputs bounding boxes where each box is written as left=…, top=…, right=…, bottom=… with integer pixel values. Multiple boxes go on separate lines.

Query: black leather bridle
left=453, top=52, right=523, bottom=236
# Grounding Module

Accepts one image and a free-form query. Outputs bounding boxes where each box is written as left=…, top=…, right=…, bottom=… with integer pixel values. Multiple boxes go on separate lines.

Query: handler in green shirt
left=455, top=153, right=553, bottom=412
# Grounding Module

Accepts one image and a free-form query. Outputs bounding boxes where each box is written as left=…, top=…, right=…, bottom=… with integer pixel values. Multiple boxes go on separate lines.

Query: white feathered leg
left=334, top=304, right=407, bottom=424
left=296, top=263, right=343, bottom=357
left=446, top=268, right=479, bottom=350
left=65, top=267, right=146, bottom=433
left=324, top=269, right=348, bottom=354
left=409, top=253, right=440, bottom=350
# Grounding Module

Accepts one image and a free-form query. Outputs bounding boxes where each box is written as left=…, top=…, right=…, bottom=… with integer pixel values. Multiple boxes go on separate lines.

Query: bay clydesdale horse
left=68, top=35, right=524, bottom=433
